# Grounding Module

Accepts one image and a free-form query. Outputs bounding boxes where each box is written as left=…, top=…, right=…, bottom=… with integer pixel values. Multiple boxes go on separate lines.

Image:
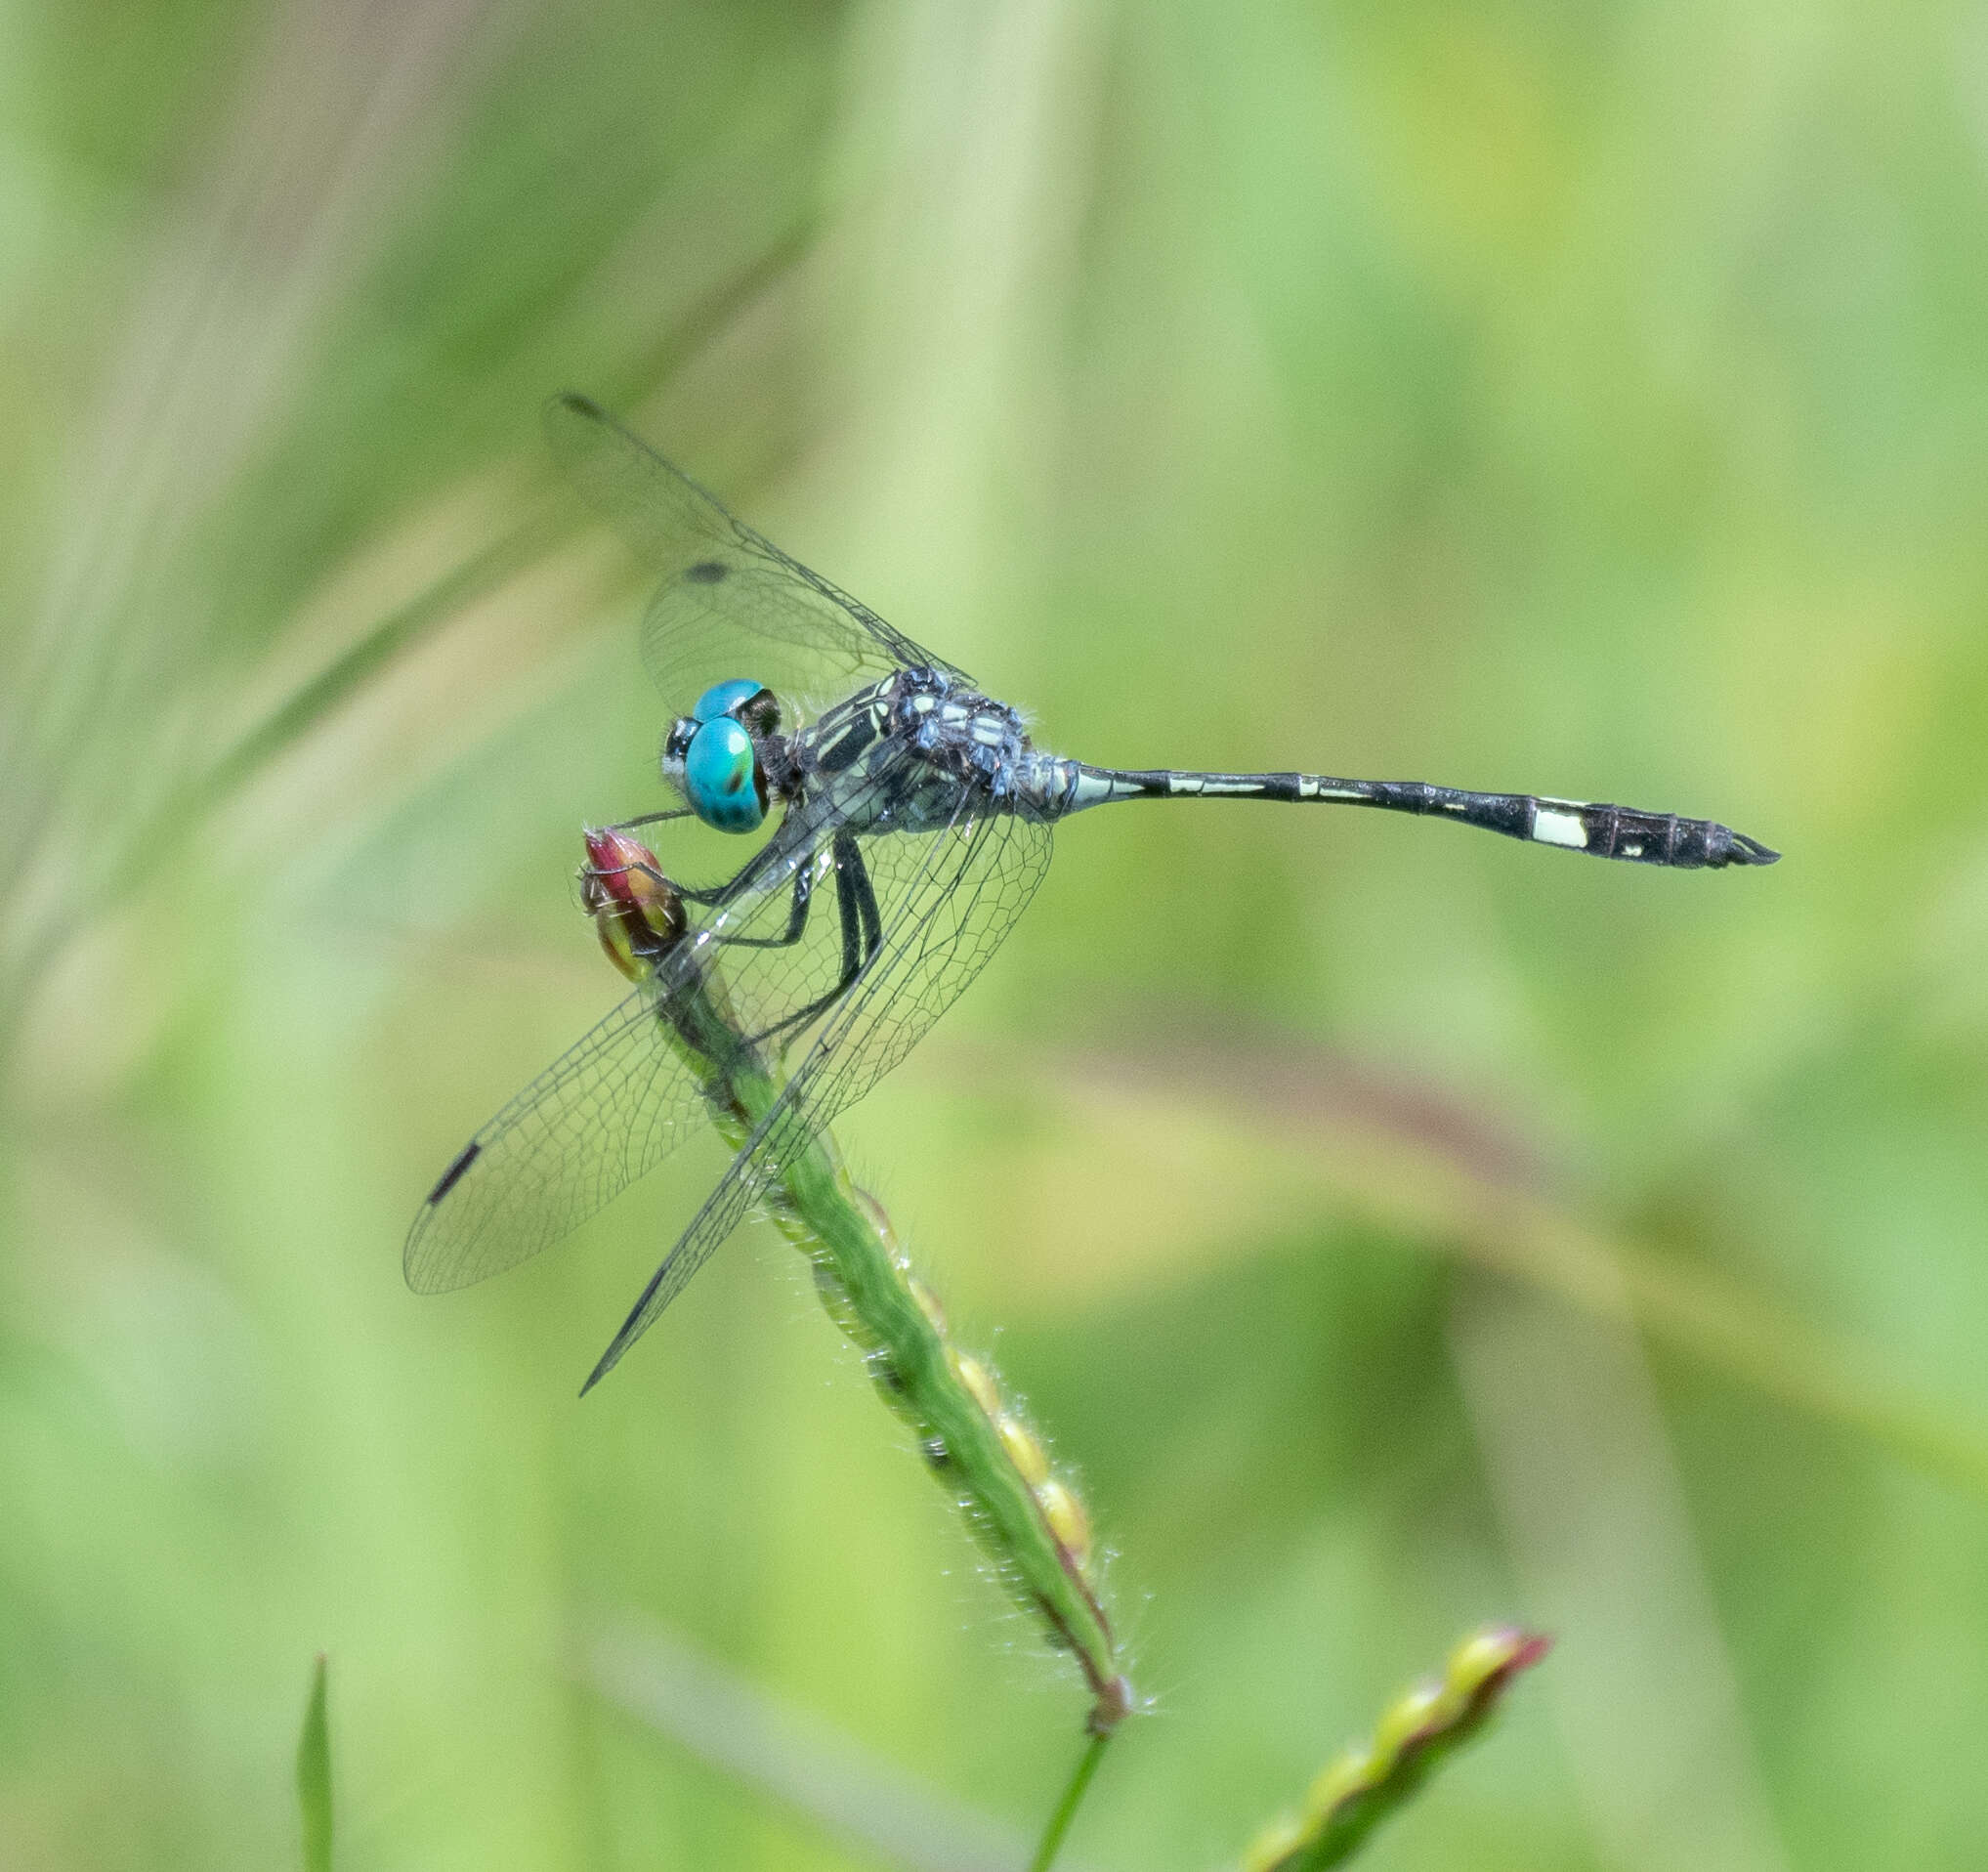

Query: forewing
left=579, top=804, right=1054, bottom=1390
left=402, top=983, right=719, bottom=1294
left=544, top=394, right=964, bottom=723
left=404, top=756, right=923, bottom=1294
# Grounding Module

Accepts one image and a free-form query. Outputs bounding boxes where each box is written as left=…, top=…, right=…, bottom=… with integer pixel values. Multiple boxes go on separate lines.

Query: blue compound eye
left=683, top=718, right=766, bottom=832
left=692, top=678, right=765, bottom=724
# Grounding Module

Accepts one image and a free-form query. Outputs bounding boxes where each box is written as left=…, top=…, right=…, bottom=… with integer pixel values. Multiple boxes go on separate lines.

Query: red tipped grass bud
left=1036, top=1476, right=1091, bottom=1570
left=1445, top=1624, right=1548, bottom=1696
left=1241, top=1627, right=1548, bottom=1870
left=996, top=1414, right=1051, bottom=1487
left=580, top=828, right=686, bottom=981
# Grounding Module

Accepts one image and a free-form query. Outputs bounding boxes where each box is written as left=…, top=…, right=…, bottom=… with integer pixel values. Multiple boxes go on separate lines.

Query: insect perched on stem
left=406, top=395, right=1779, bottom=1391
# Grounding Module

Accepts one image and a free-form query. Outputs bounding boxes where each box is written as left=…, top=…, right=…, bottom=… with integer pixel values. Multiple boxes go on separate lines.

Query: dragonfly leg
left=662, top=820, right=813, bottom=919
left=749, top=830, right=882, bottom=1045
left=704, top=850, right=819, bottom=950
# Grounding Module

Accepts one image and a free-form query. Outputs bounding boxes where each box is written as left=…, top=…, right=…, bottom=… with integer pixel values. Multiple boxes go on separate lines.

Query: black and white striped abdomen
left=1041, top=761, right=1779, bottom=869
left=1519, top=796, right=1771, bottom=868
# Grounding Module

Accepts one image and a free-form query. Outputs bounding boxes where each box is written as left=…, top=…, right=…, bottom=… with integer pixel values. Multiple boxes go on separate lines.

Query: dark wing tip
left=543, top=393, right=604, bottom=477
left=577, top=1340, right=621, bottom=1398
left=542, top=392, right=637, bottom=467
left=426, top=1138, right=482, bottom=1205
left=404, top=1142, right=484, bottom=1293
left=577, top=1259, right=669, bottom=1397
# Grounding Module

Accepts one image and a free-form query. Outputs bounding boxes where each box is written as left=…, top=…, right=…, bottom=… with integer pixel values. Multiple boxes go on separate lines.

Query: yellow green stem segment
left=583, top=830, right=1131, bottom=1733
left=1238, top=1626, right=1549, bottom=1871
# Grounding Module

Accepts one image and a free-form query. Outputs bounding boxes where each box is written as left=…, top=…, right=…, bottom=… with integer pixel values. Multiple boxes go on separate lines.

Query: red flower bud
left=579, top=829, right=687, bottom=981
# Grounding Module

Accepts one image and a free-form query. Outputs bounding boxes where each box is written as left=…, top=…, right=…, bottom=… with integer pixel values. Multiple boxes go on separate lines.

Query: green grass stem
left=586, top=831, right=1130, bottom=1731
left=1027, top=1728, right=1112, bottom=1872
left=295, top=1654, right=333, bottom=1872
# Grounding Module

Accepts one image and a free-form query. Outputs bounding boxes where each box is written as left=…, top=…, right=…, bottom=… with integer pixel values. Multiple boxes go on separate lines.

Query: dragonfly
left=406, top=393, right=1779, bottom=1392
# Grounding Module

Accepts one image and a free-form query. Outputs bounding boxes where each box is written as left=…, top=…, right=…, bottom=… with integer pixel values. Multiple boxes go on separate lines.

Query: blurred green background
left=5, top=1, right=1987, bottom=1867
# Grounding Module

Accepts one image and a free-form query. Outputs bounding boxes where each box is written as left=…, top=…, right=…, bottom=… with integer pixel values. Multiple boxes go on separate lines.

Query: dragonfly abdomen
left=1053, top=764, right=1777, bottom=869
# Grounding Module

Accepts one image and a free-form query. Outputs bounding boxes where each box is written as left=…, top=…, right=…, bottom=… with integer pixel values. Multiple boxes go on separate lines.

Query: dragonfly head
left=666, top=679, right=782, bottom=832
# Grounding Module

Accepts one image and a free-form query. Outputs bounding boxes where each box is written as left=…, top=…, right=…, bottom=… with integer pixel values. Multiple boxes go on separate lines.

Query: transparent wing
left=402, top=983, right=722, bottom=1295
left=544, top=394, right=966, bottom=725
left=404, top=757, right=922, bottom=1295
left=579, top=801, right=1054, bottom=1391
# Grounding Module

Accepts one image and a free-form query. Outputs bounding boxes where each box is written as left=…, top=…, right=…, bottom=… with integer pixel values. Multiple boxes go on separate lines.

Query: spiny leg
left=674, top=829, right=804, bottom=911
left=609, top=806, right=694, bottom=832
left=752, top=830, right=882, bottom=1046
left=700, top=847, right=819, bottom=951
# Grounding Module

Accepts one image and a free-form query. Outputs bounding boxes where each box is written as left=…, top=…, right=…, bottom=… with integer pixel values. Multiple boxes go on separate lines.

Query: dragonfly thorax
left=885, top=666, right=1031, bottom=804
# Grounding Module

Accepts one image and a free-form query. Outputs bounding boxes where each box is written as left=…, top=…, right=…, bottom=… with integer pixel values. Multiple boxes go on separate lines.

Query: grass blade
left=296, top=1654, right=333, bottom=1872
left=583, top=1617, right=1058, bottom=1872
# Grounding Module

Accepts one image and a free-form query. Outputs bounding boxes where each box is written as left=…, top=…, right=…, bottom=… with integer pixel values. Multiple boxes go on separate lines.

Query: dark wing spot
left=684, top=560, right=729, bottom=584
left=426, top=1139, right=481, bottom=1205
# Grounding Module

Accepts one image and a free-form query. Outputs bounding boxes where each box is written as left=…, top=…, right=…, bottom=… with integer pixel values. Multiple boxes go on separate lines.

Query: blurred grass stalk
left=1342, top=1126, right=1988, bottom=1501
left=583, top=1617, right=1053, bottom=1872
left=0, top=217, right=817, bottom=1059
left=1039, top=1045, right=1988, bottom=1507
left=1451, top=1280, right=1796, bottom=1872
